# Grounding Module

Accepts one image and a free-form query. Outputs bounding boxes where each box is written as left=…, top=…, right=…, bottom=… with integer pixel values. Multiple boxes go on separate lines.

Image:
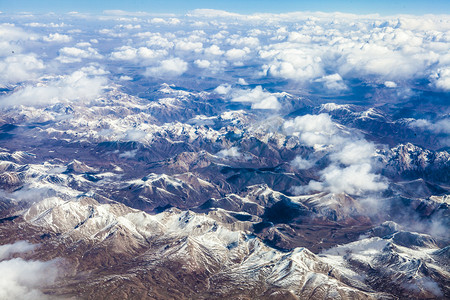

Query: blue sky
left=1, top=0, right=449, bottom=15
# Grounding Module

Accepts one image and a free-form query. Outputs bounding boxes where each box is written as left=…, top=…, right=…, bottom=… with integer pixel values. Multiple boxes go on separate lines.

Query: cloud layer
left=285, top=113, right=387, bottom=195
left=0, top=241, right=59, bottom=300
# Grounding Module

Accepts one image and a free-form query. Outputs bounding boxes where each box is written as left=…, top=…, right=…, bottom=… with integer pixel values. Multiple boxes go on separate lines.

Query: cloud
left=204, top=45, right=224, bottom=56
left=119, top=150, right=138, bottom=159
left=285, top=114, right=386, bottom=195
left=0, top=241, right=59, bottom=300
left=384, top=81, right=397, bottom=88
left=217, top=147, right=241, bottom=158
left=238, top=78, right=248, bottom=85
left=430, top=67, right=450, bottom=91
left=296, top=163, right=387, bottom=195
left=315, top=73, right=347, bottom=92
left=194, top=59, right=211, bottom=68
left=0, top=54, right=44, bottom=84
left=175, top=41, right=203, bottom=52
left=261, top=48, right=324, bottom=81
left=214, top=84, right=232, bottom=95
left=283, top=113, right=338, bottom=146
left=337, top=44, right=414, bottom=79
left=408, top=118, right=450, bottom=146
left=0, top=241, right=37, bottom=260
left=231, top=86, right=280, bottom=110
left=0, top=23, right=36, bottom=55
left=330, top=141, right=376, bottom=165
left=57, top=46, right=102, bottom=63
left=409, top=118, right=450, bottom=134
left=291, top=156, right=315, bottom=170
left=0, top=68, right=107, bottom=107
left=144, top=57, right=188, bottom=77
left=227, top=36, right=260, bottom=48
left=110, top=46, right=167, bottom=64
left=42, top=33, right=72, bottom=43
left=0, top=258, right=59, bottom=300
left=225, top=47, right=249, bottom=61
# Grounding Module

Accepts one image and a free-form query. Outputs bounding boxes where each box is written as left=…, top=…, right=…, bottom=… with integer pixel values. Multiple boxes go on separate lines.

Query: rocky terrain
left=0, top=10, right=449, bottom=300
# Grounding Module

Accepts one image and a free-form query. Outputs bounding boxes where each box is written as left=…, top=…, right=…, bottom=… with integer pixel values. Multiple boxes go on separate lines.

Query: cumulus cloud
left=57, top=46, right=102, bottom=63
left=204, top=45, right=224, bottom=56
left=430, top=67, right=450, bottom=91
left=175, top=41, right=203, bottom=52
left=214, top=84, right=232, bottom=95
left=0, top=68, right=107, bottom=107
left=336, top=43, right=421, bottom=79
left=231, top=86, right=280, bottom=110
left=110, top=46, right=167, bottom=64
left=0, top=241, right=59, bottom=300
left=384, top=81, right=397, bottom=88
left=330, top=141, right=376, bottom=165
left=0, top=54, right=44, bottom=84
left=194, top=59, right=211, bottom=68
left=217, top=147, right=241, bottom=158
left=0, top=23, right=36, bottom=55
left=261, top=48, right=324, bottom=82
left=291, top=156, right=315, bottom=170
left=225, top=47, right=249, bottom=61
left=144, top=57, right=188, bottom=77
left=315, top=73, right=347, bottom=92
left=296, top=163, right=387, bottom=195
left=409, top=118, right=450, bottom=134
left=42, top=33, right=72, bottom=43
left=283, top=113, right=338, bottom=146
left=285, top=114, right=386, bottom=195
left=0, top=258, right=59, bottom=300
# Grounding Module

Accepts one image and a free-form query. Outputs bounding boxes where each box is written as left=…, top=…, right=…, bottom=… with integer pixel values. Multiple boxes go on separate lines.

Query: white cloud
left=214, top=84, right=232, bottom=95
left=194, top=59, right=211, bottom=68
left=315, top=73, right=347, bottom=91
left=57, top=46, right=102, bottom=63
left=42, top=33, right=72, bottom=43
left=430, top=67, right=450, bottom=91
left=0, top=23, right=36, bottom=55
left=336, top=43, right=431, bottom=80
left=238, top=78, right=248, bottom=85
left=409, top=118, right=450, bottom=143
left=297, top=163, right=387, bottom=195
left=285, top=114, right=385, bottom=195
left=330, top=141, right=376, bottom=166
left=175, top=41, right=203, bottom=52
left=227, top=36, right=260, bottom=48
left=231, top=86, right=280, bottom=110
left=384, top=81, right=397, bottom=88
left=144, top=57, right=188, bottom=77
left=110, top=46, right=167, bottom=64
left=0, top=241, right=37, bottom=260
left=0, top=258, right=59, bottom=300
left=0, top=241, right=59, bottom=300
left=283, top=113, right=338, bottom=146
left=115, top=24, right=141, bottom=30
left=143, top=35, right=174, bottom=49
left=225, top=47, right=249, bottom=60
left=0, top=54, right=44, bottom=84
left=204, top=45, right=224, bottom=56
left=217, top=147, right=241, bottom=158
left=0, top=68, right=107, bottom=107
left=261, top=48, right=324, bottom=81
left=291, top=156, right=314, bottom=170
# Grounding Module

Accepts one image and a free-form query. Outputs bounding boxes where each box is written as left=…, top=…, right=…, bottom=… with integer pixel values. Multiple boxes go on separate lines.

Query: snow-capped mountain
left=0, top=8, right=449, bottom=300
